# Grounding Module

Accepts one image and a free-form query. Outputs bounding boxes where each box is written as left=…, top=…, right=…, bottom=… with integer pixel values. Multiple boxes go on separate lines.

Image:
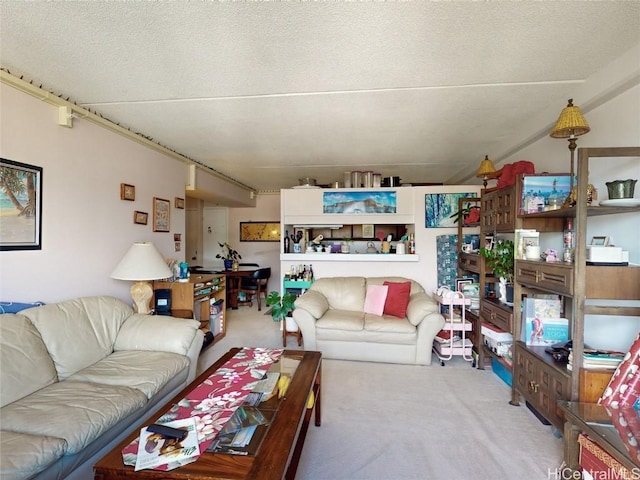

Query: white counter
left=280, top=253, right=420, bottom=262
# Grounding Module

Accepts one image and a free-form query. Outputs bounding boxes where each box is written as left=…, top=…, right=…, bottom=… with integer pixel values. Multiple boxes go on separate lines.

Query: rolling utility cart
left=433, top=290, right=475, bottom=367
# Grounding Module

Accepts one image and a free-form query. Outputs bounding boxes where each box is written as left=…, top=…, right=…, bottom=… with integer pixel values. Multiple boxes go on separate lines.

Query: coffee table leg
left=314, top=363, right=321, bottom=426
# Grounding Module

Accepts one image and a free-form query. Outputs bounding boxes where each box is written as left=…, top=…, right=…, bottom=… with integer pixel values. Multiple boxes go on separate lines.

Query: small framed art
left=175, top=197, right=185, bottom=209
left=591, top=236, right=610, bottom=246
left=120, top=183, right=135, bottom=201
left=362, top=224, right=374, bottom=238
left=153, top=197, right=170, bottom=232
left=133, top=211, right=148, bottom=225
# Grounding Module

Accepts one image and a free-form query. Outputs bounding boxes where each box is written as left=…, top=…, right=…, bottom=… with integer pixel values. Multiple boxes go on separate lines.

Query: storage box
left=484, top=336, right=513, bottom=357
left=491, top=358, right=512, bottom=387
left=578, top=433, right=633, bottom=480
left=481, top=322, right=513, bottom=342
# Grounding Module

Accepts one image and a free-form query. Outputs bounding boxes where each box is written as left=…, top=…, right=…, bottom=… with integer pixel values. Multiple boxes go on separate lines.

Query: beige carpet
left=198, top=305, right=564, bottom=480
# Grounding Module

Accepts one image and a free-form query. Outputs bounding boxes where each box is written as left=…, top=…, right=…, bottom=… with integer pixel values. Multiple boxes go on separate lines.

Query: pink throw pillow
left=364, top=284, right=389, bottom=316
left=383, top=281, right=412, bottom=318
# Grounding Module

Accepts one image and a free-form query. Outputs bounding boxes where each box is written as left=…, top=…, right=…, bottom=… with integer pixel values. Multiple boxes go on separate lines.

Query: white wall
left=0, top=84, right=187, bottom=304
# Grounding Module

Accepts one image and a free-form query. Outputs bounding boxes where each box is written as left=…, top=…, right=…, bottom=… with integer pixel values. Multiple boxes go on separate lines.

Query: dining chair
left=239, top=267, right=271, bottom=310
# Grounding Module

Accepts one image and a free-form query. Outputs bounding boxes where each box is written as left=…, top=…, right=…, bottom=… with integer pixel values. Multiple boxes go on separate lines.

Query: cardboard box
left=481, top=322, right=513, bottom=342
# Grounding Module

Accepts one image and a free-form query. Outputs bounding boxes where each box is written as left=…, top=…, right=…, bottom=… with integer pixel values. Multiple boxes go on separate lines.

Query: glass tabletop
left=558, top=401, right=640, bottom=469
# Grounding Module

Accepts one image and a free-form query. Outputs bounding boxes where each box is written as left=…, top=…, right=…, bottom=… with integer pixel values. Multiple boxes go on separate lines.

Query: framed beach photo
left=152, top=197, right=170, bottom=232
left=0, top=158, right=43, bottom=250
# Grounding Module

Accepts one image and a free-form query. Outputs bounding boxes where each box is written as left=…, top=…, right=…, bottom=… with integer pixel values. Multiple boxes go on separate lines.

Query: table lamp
left=111, top=242, right=172, bottom=314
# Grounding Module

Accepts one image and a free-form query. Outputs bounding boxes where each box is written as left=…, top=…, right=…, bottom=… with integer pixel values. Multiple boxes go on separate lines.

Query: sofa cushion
left=363, top=285, right=388, bottom=316
left=364, top=314, right=416, bottom=334
left=22, top=297, right=133, bottom=380
left=114, top=314, right=200, bottom=356
left=0, top=381, right=147, bottom=455
left=316, top=310, right=364, bottom=331
left=68, top=350, right=189, bottom=399
left=0, top=314, right=58, bottom=408
left=383, top=281, right=412, bottom=318
left=0, top=431, right=67, bottom=480
left=310, top=277, right=366, bottom=311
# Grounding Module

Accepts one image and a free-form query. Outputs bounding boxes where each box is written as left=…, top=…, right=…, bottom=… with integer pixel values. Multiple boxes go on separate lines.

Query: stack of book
left=567, top=349, right=625, bottom=371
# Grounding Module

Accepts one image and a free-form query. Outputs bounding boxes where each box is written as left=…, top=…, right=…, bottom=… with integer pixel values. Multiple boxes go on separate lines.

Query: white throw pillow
left=363, top=284, right=389, bottom=316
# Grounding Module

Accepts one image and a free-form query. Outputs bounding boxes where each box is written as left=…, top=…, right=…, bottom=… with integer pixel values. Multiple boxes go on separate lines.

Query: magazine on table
left=134, top=417, right=200, bottom=471
left=207, top=406, right=272, bottom=455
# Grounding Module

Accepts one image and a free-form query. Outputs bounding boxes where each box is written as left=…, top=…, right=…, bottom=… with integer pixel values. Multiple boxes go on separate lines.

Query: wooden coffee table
left=94, top=348, right=321, bottom=480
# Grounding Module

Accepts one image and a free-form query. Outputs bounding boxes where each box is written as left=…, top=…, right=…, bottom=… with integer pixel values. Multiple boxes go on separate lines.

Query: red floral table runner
left=122, top=347, right=283, bottom=471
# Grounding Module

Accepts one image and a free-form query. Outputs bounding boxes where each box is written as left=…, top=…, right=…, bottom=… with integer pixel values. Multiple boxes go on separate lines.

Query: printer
left=586, top=245, right=629, bottom=265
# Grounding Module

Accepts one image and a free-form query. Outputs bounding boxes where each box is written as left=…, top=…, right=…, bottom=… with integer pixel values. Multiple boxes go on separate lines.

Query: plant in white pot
left=266, top=290, right=298, bottom=332
left=479, top=239, right=515, bottom=303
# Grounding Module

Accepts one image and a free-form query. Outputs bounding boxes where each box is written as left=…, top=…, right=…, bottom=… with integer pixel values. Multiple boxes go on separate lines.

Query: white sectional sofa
left=0, top=296, right=204, bottom=480
left=292, top=276, right=444, bottom=365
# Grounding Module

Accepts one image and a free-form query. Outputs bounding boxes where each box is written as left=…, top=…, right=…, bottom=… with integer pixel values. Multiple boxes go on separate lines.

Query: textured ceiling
left=1, top=1, right=639, bottom=193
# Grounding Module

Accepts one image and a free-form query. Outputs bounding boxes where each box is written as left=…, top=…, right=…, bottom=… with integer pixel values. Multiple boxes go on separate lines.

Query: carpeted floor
left=197, top=304, right=564, bottom=480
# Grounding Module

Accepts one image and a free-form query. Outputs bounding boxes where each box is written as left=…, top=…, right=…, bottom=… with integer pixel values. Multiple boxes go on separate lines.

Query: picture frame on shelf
left=152, top=197, right=170, bottom=232
left=120, top=183, right=135, bottom=201
left=362, top=224, right=374, bottom=238
left=520, top=174, right=571, bottom=214
left=591, top=236, right=610, bottom=246
left=0, top=158, right=43, bottom=251
left=133, top=211, right=148, bottom=225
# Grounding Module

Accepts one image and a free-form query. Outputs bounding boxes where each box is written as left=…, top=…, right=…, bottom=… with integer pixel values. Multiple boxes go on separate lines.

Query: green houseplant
left=215, top=242, right=242, bottom=270
left=266, top=291, right=297, bottom=323
left=479, top=239, right=515, bottom=302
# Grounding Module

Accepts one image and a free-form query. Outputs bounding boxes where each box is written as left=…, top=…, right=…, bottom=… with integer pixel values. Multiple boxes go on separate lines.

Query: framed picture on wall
left=240, top=222, right=281, bottom=242
left=0, top=158, right=43, bottom=251
left=153, top=197, right=170, bottom=232
left=133, top=211, right=148, bottom=225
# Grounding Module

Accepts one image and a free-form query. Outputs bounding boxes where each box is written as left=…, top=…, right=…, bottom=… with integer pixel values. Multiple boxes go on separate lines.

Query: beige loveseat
left=0, top=296, right=204, bottom=480
left=292, top=277, right=444, bottom=365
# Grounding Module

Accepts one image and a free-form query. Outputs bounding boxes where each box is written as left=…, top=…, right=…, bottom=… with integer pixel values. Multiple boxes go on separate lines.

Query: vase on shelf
left=223, top=259, right=233, bottom=270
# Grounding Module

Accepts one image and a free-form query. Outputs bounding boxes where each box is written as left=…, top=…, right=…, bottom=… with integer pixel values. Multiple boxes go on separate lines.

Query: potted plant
left=215, top=242, right=242, bottom=270
left=479, top=239, right=515, bottom=303
left=449, top=205, right=481, bottom=225
left=266, top=290, right=298, bottom=332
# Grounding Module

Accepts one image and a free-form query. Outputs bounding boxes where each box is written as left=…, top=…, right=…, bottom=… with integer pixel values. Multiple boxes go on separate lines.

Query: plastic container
left=351, top=171, right=362, bottom=188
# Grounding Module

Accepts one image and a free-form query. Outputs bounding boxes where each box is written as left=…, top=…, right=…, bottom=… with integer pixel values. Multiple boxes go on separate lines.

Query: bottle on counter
left=409, top=233, right=416, bottom=254
left=284, top=230, right=290, bottom=253
left=563, top=219, right=574, bottom=263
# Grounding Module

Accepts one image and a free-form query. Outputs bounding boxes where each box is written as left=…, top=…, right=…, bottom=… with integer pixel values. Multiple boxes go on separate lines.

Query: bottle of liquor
left=309, top=264, right=314, bottom=280
left=563, top=219, right=574, bottom=263
left=284, top=230, right=290, bottom=253
left=409, top=233, right=416, bottom=254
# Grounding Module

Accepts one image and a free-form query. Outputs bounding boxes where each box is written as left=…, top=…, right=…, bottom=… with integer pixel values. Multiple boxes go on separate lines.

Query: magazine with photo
left=135, top=417, right=200, bottom=471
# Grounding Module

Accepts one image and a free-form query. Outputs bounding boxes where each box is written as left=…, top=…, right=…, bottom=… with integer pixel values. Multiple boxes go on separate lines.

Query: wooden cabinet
left=512, top=147, right=640, bottom=435
left=514, top=345, right=570, bottom=429
left=481, top=186, right=517, bottom=232
left=479, top=299, right=513, bottom=333
left=515, top=260, right=574, bottom=296
left=154, top=273, right=226, bottom=345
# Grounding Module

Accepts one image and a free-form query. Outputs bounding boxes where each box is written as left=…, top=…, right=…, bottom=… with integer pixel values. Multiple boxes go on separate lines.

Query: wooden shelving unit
left=511, top=147, right=640, bottom=432
left=154, top=273, right=227, bottom=348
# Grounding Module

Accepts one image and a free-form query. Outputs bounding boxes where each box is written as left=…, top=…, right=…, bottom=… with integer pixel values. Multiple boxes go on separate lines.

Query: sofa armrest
left=294, top=290, right=330, bottom=319
left=406, top=292, right=440, bottom=327
left=114, top=314, right=201, bottom=356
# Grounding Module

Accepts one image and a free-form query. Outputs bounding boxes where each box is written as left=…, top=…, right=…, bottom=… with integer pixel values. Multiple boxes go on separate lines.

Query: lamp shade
left=476, top=155, right=496, bottom=178
left=550, top=99, right=590, bottom=138
left=111, top=242, right=172, bottom=281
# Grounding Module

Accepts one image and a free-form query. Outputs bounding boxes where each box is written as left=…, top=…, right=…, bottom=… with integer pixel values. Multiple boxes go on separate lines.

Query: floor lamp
left=550, top=99, right=590, bottom=190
